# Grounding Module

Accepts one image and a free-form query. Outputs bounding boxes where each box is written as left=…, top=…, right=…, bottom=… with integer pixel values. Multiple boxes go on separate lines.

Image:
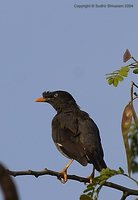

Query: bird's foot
left=87, top=175, right=93, bottom=184
left=58, top=169, right=68, bottom=184
left=87, top=168, right=95, bottom=184
left=58, top=159, right=74, bottom=184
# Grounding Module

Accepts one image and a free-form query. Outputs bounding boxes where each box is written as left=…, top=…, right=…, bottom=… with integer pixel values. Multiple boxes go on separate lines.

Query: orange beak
left=35, top=97, right=46, bottom=102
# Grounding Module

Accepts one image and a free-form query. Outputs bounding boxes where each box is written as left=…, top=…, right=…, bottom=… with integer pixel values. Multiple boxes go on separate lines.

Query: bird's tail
left=88, top=151, right=107, bottom=171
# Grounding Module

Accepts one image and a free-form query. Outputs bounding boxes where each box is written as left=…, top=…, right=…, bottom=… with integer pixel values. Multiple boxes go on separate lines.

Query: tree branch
left=7, top=168, right=138, bottom=198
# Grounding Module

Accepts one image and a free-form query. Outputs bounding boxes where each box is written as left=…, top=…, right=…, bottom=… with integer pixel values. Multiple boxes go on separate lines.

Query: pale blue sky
left=0, top=1, right=138, bottom=199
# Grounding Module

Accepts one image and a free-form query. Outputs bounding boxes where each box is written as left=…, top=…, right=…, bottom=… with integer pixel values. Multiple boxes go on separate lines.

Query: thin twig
left=123, top=173, right=138, bottom=185
left=120, top=192, right=128, bottom=200
left=133, top=82, right=138, bottom=89
left=131, top=82, right=138, bottom=123
left=131, top=57, right=138, bottom=63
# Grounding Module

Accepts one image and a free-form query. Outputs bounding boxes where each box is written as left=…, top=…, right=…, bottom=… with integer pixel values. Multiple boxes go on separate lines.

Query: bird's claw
left=58, top=159, right=73, bottom=183
left=87, top=168, right=95, bottom=184
left=58, top=169, right=68, bottom=184
left=88, top=176, right=93, bottom=184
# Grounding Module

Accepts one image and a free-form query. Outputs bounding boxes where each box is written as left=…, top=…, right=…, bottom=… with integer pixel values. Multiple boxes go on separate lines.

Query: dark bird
left=35, top=90, right=107, bottom=182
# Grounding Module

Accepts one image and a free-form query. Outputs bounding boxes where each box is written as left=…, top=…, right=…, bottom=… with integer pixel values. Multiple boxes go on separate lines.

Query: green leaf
left=133, top=69, right=138, bottom=74
left=83, top=185, right=94, bottom=193
left=113, top=78, right=119, bottom=87
left=116, top=75, right=124, bottom=82
left=108, top=78, right=113, bottom=85
left=106, top=65, right=131, bottom=87
left=119, top=66, right=130, bottom=77
left=119, top=70, right=128, bottom=77
left=87, top=184, right=93, bottom=190
left=80, top=194, right=92, bottom=200
left=121, top=66, right=130, bottom=72
left=81, top=167, right=125, bottom=200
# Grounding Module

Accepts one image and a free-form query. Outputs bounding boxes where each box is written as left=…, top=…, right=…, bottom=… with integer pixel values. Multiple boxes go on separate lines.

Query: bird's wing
left=78, top=115, right=104, bottom=156
left=77, top=112, right=107, bottom=170
left=52, top=112, right=88, bottom=166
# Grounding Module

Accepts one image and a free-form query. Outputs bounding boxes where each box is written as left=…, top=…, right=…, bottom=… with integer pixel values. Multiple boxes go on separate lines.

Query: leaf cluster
left=106, top=49, right=138, bottom=87
left=80, top=168, right=124, bottom=200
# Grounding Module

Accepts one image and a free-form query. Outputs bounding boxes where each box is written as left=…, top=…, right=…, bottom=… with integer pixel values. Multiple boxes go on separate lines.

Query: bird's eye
left=54, top=93, right=58, bottom=98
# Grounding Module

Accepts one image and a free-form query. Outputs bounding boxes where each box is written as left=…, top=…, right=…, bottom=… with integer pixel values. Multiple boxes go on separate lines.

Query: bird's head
left=35, top=90, right=79, bottom=112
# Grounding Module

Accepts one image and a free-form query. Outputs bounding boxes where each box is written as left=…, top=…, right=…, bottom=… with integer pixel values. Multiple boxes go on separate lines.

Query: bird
left=35, top=90, right=107, bottom=183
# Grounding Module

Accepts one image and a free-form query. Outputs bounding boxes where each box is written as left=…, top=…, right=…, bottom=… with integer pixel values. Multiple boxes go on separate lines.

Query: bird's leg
left=87, top=167, right=95, bottom=184
left=59, top=159, right=74, bottom=183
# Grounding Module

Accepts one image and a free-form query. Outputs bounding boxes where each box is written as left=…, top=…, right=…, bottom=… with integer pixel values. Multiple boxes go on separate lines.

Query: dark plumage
left=35, top=90, right=107, bottom=175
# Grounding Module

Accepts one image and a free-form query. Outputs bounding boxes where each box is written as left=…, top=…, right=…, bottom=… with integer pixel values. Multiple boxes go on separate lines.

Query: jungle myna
left=35, top=90, right=107, bottom=182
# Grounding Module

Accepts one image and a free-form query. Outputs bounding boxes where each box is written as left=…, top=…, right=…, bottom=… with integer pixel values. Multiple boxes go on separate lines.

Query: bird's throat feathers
left=51, top=101, right=80, bottom=113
